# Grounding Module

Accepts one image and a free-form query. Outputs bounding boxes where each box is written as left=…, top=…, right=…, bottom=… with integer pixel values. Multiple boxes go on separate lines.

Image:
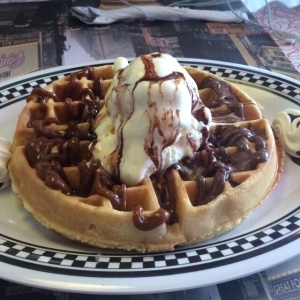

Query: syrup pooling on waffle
left=22, top=64, right=269, bottom=232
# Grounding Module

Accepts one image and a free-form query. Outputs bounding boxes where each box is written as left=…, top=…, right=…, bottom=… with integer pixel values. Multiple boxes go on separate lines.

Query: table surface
left=0, top=0, right=300, bottom=299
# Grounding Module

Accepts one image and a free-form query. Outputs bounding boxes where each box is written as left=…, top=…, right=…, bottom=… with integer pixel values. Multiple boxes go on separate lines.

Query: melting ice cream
left=93, top=53, right=211, bottom=186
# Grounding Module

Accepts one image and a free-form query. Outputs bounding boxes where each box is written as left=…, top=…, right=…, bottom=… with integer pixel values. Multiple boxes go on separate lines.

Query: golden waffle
left=8, top=62, right=284, bottom=253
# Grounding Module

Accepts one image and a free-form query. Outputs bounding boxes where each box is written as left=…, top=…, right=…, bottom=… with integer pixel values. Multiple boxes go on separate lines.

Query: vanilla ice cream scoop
left=93, top=53, right=211, bottom=186
left=0, top=137, right=11, bottom=190
left=273, top=108, right=300, bottom=158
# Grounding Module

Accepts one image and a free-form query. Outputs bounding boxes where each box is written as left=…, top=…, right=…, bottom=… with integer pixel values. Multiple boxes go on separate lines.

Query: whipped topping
left=272, top=108, right=300, bottom=158
left=93, top=53, right=211, bottom=186
left=0, top=137, right=11, bottom=190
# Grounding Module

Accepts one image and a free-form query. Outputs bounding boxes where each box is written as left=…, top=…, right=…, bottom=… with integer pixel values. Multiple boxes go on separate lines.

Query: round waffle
left=8, top=57, right=284, bottom=253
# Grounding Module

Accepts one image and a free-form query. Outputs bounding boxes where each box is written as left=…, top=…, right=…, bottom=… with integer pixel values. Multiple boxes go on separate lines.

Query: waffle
left=8, top=60, right=284, bottom=253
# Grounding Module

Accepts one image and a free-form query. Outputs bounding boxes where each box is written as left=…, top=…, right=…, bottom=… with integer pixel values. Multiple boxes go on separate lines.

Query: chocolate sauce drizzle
left=198, top=76, right=244, bottom=122
left=28, top=87, right=59, bottom=103
left=169, top=124, right=269, bottom=208
left=133, top=206, right=170, bottom=231
left=112, top=53, right=210, bottom=180
left=24, top=65, right=270, bottom=232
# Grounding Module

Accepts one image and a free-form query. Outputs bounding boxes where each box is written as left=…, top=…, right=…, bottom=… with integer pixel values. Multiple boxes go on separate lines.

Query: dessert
left=8, top=53, right=284, bottom=252
left=273, top=108, right=300, bottom=160
left=0, top=138, right=11, bottom=190
left=93, top=54, right=211, bottom=186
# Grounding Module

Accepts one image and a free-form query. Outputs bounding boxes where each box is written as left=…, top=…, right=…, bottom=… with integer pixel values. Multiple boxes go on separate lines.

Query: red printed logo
left=0, top=51, right=25, bottom=69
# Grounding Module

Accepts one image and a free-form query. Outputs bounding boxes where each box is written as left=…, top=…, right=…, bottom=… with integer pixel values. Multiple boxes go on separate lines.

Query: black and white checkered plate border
left=1, top=208, right=300, bottom=278
left=1, top=59, right=300, bottom=279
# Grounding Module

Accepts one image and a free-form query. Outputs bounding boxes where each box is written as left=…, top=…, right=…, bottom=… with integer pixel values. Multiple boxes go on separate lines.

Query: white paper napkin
left=71, top=6, right=248, bottom=25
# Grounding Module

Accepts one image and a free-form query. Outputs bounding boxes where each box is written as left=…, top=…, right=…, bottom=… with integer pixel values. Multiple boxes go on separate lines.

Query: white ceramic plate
left=0, top=59, right=300, bottom=295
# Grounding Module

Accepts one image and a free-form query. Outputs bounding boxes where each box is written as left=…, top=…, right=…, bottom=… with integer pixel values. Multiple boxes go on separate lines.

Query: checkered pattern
left=0, top=74, right=67, bottom=107
left=197, top=65, right=300, bottom=103
left=0, top=211, right=300, bottom=273
left=1, top=61, right=300, bottom=276
left=1, top=61, right=300, bottom=108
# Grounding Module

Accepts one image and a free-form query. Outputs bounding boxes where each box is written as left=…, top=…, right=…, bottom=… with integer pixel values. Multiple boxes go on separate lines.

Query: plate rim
left=1, top=57, right=300, bottom=88
left=1, top=58, right=300, bottom=294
